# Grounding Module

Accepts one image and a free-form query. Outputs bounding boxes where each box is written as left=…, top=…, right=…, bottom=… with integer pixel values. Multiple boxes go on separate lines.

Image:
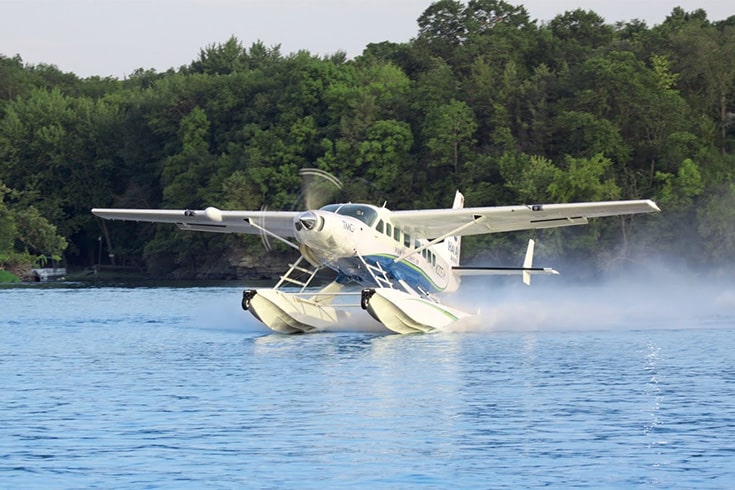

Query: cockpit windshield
left=320, top=204, right=379, bottom=227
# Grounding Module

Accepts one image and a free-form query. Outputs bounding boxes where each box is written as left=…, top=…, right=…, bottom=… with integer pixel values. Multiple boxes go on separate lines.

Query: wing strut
left=244, top=219, right=300, bottom=251
left=393, top=215, right=487, bottom=264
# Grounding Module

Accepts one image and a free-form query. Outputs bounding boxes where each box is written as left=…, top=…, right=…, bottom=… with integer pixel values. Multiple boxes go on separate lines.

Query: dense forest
left=1, top=1, right=734, bottom=281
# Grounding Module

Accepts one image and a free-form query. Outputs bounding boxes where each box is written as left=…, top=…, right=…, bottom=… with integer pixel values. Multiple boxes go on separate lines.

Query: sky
left=2, top=0, right=733, bottom=79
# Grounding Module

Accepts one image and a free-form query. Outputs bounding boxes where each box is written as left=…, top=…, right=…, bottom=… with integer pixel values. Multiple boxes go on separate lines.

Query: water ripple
left=1, top=286, right=734, bottom=487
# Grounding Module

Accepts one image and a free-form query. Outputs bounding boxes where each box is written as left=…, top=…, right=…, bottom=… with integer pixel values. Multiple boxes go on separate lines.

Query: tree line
left=1, top=1, right=734, bottom=280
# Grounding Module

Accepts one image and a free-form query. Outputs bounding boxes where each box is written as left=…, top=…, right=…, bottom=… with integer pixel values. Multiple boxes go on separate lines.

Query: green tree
left=0, top=182, right=67, bottom=276
left=423, top=99, right=477, bottom=183
left=498, top=151, right=560, bottom=203
left=416, top=0, right=467, bottom=59
left=161, top=106, right=216, bottom=207
left=356, top=119, right=414, bottom=201
left=13, top=206, right=68, bottom=258
left=0, top=88, right=122, bottom=251
left=460, top=0, right=535, bottom=66
left=0, top=184, right=17, bottom=255
left=548, top=9, right=613, bottom=65
left=0, top=55, right=32, bottom=102
left=669, top=22, right=735, bottom=155
left=551, top=111, right=629, bottom=164
left=549, top=154, right=621, bottom=203
left=190, top=36, right=248, bottom=75
left=698, top=183, right=735, bottom=262
left=654, top=158, right=704, bottom=210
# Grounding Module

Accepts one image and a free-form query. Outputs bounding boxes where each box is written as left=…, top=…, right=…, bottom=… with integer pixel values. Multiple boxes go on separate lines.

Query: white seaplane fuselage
left=294, top=203, right=459, bottom=295
left=242, top=202, right=468, bottom=335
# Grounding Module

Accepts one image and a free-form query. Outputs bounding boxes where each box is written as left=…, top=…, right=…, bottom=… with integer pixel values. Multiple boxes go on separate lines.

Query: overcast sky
left=2, top=0, right=733, bottom=78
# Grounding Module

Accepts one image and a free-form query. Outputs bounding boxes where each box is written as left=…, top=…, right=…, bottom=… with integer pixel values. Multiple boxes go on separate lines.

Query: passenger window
left=386, top=223, right=392, bottom=236
left=404, top=233, right=411, bottom=248
left=394, top=227, right=401, bottom=242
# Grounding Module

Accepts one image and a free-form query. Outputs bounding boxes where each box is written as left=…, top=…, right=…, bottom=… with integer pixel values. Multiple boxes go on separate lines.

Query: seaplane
left=92, top=169, right=660, bottom=334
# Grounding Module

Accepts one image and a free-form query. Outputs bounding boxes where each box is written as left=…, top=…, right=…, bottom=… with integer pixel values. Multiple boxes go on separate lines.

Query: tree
left=0, top=182, right=67, bottom=276
left=654, top=158, right=704, bottom=211
left=551, top=111, right=629, bottom=164
left=13, top=206, right=68, bottom=258
left=356, top=119, right=414, bottom=201
left=0, top=55, right=32, bottom=101
left=498, top=151, right=560, bottom=203
left=416, top=0, right=467, bottom=59
left=549, top=154, right=621, bottom=203
left=669, top=22, right=735, bottom=155
left=0, top=88, right=122, bottom=247
left=161, top=106, right=216, bottom=207
left=548, top=9, right=613, bottom=65
left=569, top=50, right=692, bottom=196
left=190, top=36, right=247, bottom=75
left=458, top=0, right=536, bottom=71
left=0, top=183, right=17, bottom=255
left=698, top=183, right=735, bottom=262
left=423, top=99, right=477, bottom=184
left=4, top=10, right=735, bottom=275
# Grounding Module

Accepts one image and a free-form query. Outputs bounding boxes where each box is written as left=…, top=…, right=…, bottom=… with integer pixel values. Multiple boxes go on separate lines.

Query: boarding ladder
left=358, top=255, right=394, bottom=289
left=274, top=256, right=321, bottom=293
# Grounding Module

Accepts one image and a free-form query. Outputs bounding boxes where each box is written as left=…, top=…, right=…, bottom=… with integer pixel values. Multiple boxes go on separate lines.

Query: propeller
left=258, top=204, right=273, bottom=252
left=258, top=168, right=344, bottom=251
left=297, top=168, right=343, bottom=211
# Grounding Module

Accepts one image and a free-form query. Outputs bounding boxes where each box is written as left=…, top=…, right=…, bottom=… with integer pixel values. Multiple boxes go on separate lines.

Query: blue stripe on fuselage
left=332, top=255, right=445, bottom=293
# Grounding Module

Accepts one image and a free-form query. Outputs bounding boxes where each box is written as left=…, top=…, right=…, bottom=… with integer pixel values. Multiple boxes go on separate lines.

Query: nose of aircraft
left=294, top=211, right=321, bottom=232
left=293, top=209, right=357, bottom=260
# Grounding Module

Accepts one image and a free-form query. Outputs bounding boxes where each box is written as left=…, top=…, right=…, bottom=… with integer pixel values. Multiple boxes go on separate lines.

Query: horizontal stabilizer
left=454, top=239, right=558, bottom=285
left=452, top=266, right=559, bottom=277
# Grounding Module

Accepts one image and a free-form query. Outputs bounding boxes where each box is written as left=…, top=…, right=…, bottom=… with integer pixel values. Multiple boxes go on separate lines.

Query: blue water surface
left=1, top=283, right=734, bottom=488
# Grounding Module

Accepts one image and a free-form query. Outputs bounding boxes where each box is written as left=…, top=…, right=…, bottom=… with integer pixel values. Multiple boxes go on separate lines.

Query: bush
left=0, top=270, right=20, bottom=283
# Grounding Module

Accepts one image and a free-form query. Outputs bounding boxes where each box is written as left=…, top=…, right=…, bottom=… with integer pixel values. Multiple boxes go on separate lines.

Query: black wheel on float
left=242, top=290, right=256, bottom=310
left=360, top=289, right=375, bottom=310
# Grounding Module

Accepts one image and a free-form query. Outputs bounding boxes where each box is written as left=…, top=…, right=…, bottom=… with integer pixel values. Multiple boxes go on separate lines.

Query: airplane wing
left=91, top=207, right=299, bottom=237
left=390, top=200, right=660, bottom=238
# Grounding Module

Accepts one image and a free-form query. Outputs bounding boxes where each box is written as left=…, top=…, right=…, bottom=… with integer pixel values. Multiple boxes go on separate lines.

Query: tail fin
left=523, top=239, right=534, bottom=286
left=445, top=191, right=464, bottom=267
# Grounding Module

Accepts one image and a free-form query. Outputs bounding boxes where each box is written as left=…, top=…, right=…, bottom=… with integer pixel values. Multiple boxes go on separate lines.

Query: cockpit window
left=320, top=204, right=379, bottom=227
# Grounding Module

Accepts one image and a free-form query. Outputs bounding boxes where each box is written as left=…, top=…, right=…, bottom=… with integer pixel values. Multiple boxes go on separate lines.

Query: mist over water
left=443, top=266, right=735, bottom=333
left=187, top=287, right=264, bottom=333
left=173, top=265, right=735, bottom=335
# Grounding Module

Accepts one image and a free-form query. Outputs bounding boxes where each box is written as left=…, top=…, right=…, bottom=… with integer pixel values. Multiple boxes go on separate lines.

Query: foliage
left=2, top=3, right=735, bottom=277
left=0, top=269, right=19, bottom=282
left=0, top=181, right=67, bottom=273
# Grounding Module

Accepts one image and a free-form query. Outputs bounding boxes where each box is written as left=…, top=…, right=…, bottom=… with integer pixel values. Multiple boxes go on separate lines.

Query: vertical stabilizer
left=523, top=239, right=535, bottom=286
left=446, top=191, right=464, bottom=267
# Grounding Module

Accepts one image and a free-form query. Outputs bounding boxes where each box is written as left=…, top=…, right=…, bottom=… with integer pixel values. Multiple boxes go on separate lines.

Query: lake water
left=2, top=279, right=735, bottom=488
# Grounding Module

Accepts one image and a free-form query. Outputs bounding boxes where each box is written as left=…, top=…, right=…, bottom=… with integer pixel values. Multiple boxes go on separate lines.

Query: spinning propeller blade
left=298, top=168, right=343, bottom=210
